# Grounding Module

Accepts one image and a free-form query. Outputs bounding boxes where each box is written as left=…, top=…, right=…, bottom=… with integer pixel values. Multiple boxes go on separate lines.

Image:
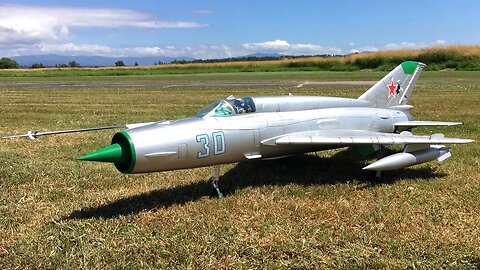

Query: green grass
left=0, top=70, right=384, bottom=83
left=0, top=71, right=479, bottom=269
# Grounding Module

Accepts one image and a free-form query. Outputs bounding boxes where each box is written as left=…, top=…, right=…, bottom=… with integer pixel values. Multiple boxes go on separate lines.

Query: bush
left=353, top=57, right=384, bottom=69
left=416, top=50, right=458, bottom=64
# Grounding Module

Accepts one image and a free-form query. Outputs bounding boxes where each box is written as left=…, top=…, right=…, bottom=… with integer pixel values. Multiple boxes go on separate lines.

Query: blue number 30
left=196, top=131, right=225, bottom=158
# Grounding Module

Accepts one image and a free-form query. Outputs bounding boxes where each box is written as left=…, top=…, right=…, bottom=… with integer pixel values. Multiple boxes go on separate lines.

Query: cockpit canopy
left=196, top=96, right=256, bottom=118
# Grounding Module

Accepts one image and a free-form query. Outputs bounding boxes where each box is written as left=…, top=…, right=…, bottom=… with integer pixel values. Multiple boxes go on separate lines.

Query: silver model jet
left=3, top=61, right=474, bottom=196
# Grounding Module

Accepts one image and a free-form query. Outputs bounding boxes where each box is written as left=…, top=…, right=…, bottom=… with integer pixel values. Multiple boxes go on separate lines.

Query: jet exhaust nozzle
left=77, top=131, right=136, bottom=173
left=363, top=146, right=450, bottom=171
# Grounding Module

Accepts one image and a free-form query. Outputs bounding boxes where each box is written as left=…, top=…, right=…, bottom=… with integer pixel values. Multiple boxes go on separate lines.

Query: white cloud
left=243, top=40, right=290, bottom=50
left=129, top=46, right=166, bottom=56
left=1, top=42, right=236, bottom=59
left=242, top=39, right=341, bottom=55
left=384, top=41, right=427, bottom=50
left=0, top=4, right=206, bottom=45
left=2, top=38, right=343, bottom=59
left=1, top=38, right=450, bottom=60
left=349, top=46, right=379, bottom=54
left=38, top=43, right=113, bottom=55
left=350, top=40, right=448, bottom=54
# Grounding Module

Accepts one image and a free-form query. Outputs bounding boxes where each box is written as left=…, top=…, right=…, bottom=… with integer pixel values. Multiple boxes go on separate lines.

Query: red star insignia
left=387, top=78, right=397, bottom=97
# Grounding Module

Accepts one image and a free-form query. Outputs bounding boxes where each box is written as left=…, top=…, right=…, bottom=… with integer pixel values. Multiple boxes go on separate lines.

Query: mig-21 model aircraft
left=3, top=61, right=474, bottom=197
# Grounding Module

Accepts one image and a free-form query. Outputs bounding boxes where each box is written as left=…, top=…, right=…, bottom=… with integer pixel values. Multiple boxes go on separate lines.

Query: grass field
left=0, top=71, right=479, bottom=269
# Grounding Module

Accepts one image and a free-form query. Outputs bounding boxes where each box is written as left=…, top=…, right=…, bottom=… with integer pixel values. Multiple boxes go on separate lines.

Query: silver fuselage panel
left=252, top=96, right=372, bottom=112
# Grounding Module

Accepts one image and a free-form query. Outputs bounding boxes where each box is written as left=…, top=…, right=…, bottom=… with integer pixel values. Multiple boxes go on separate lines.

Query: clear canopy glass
left=196, top=97, right=256, bottom=118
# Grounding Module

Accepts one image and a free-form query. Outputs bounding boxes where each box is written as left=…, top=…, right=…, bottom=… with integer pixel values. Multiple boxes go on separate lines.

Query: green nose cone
left=77, top=143, right=125, bottom=163
left=77, top=131, right=136, bottom=173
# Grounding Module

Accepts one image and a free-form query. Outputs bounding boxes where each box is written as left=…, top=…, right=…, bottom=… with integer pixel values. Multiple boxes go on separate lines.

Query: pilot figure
left=233, top=98, right=246, bottom=114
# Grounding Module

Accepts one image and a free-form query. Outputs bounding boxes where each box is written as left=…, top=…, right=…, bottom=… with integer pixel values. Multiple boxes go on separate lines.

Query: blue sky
left=1, top=1, right=479, bottom=58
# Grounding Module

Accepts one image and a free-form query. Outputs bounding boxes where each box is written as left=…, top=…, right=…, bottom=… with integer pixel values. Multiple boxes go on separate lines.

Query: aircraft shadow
left=65, top=148, right=447, bottom=220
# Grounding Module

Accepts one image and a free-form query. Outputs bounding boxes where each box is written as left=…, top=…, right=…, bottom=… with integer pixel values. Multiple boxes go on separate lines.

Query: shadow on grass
left=65, top=148, right=447, bottom=220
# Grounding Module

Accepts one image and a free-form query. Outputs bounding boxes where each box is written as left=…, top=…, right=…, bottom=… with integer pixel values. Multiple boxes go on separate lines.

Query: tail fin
left=358, top=61, right=426, bottom=108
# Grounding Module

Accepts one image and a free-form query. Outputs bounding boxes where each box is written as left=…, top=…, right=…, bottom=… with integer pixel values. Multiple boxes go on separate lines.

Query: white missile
left=363, top=146, right=451, bottom=171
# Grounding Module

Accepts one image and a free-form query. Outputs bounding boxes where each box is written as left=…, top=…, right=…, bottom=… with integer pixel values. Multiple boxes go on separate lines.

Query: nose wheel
left=211, top=165, right=224, bottom=198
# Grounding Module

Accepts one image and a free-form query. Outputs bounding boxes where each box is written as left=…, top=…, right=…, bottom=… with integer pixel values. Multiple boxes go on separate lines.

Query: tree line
left=0, top=58, right=139, bottom=69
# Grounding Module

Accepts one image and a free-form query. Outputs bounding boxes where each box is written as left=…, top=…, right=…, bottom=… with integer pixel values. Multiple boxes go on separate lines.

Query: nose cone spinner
left=77, top=131, right=136, bottom=173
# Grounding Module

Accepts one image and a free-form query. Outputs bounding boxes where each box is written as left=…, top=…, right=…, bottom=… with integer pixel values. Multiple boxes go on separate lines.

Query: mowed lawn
left=0, top=71, right=479, bottom=269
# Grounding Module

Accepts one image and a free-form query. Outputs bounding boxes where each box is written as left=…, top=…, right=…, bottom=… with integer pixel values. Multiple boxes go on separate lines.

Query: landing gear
left=373, top=146, right=385, bottom=180
left=367, top=169, right=383, bottom=181
left=211, top=165, right=224, bottom=198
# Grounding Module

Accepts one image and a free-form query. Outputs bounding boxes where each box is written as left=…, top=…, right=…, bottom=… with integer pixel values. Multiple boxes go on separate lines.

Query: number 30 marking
left=196, top=131, right=225, bottom=158
left=196, top=134, right=210, bottom=158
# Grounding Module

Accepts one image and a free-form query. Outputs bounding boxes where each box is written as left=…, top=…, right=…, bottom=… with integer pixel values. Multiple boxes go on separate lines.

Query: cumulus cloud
left=0, top=4, right=206, bottom=45
left=242, top=39, right=342, bottom=55
left=2, top=42, right=237, bottom=59
left=2, top=39, right=343, bottom=59
left=1, top=37, right=450, bottom=60
left=38, top=43, right=112, bottom=55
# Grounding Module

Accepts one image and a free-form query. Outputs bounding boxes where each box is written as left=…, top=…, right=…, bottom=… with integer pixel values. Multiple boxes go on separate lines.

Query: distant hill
left=11, top=53, right=285, bottom=68
left=244, top=52, right=283, bottom=58
left=11, top=54, right=195, bottom=67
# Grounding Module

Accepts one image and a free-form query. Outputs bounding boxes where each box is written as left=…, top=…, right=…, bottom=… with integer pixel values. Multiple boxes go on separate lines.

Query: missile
left=363, top=146, right=451, bottom=171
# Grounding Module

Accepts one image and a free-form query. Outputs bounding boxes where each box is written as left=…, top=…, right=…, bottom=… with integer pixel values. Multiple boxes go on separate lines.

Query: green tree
left=0, top=57, right=20, bottom=69
left=31, top=63, right=45, bottom=69
left=134, top=61, right=139, bottom=66
left=115, top=60, right=125, bottom=67
left=68, top=61, right=80, bottom=67
left=171, top=59, right=187, bottom=64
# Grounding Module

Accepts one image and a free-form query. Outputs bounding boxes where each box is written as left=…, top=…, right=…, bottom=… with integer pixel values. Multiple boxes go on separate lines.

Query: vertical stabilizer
left=358, top=61, right=426, bottom=108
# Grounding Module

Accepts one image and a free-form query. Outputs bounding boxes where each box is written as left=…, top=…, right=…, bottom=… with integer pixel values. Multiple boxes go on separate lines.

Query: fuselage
left=74, top=61, right=473, bottom=176
left=117, top=96, right=410, bottom=173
